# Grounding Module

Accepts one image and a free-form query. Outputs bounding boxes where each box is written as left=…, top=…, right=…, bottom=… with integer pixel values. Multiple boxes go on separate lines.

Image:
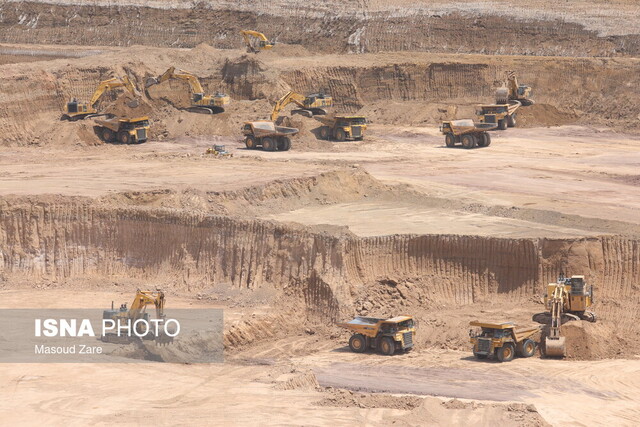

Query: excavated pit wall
left=2, top=54, right=640, bottom=146
left=1, top=201, right=638, bottom=328
left=1, top=2, right=639, bottom=57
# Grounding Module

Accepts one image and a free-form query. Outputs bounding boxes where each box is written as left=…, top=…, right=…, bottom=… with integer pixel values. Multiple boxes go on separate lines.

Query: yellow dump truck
left=94, top=115, right=150, bottom=144
left=476, top=100, right=521, bottom=130
left=440, top=119, right=497, bottom=149
left=242, top=121, right=298, bottom=151
left=315, top=115, right=367, bottom=141
left=337, top=316, right=416, bottom=355
left=469, top=321, right=540, bottom=362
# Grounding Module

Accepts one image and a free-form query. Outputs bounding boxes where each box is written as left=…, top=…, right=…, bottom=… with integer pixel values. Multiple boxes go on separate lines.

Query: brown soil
left=2, top=1, right=640, bottom=425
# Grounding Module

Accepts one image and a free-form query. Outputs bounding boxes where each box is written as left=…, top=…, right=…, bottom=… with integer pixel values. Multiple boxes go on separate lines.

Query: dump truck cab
left=469, top=321, right=539, bottom=362
left=337, top=315, right=416, bottom=355
left=94, top=116, right=150, bottom=144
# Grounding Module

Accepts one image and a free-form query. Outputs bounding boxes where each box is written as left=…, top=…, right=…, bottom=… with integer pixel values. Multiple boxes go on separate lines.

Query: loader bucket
left=545, top=336, right=566, bottom=357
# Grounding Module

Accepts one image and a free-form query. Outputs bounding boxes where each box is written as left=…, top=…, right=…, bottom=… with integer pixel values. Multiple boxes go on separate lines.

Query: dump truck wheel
left=483, top=132, right=491, bottom=147
left=507, top=114, right=517, bottom=128
left=445, top=133, right=455, bottom=147
left=245, top=136, right=257, bottom=149
left=521, top=339, right=536, bottom=358
left=262, top=137, right=276, bottom=151
left=101, top=128, right=115, bottom=142
left=335, top=129, right=347, bottom=142
left=379, top=337, right=395, bottom=355
left=349, top=334, right=367, bottom=353
left=319, top=126, right=330, bottom=140
left=278, top=137, right=291, bottom=151
left=496, top=344, right=515, bottom=362
left=498, top=119, right=507, bottom=130
left=118, top=131, right=130, bottom=144
left=461, top=134, right=476, bottom=149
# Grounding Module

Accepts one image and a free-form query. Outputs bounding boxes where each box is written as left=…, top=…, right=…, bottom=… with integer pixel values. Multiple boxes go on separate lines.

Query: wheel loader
left=469, top=321, right=540, bottom=362
left=337, top=316, right=416, bottom=355
left=271, top=91, right=333, bottom=121
left=94, top=115, right=150, bottom=144
left=315, top=115, right=367, bottom=141
left=101, top=290, right=173, bottom=345
left=533, top=275, right=597, bottom=357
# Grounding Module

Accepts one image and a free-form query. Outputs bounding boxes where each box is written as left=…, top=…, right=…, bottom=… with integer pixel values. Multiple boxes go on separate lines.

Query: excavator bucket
left=545, top=336, right=566, bottom=357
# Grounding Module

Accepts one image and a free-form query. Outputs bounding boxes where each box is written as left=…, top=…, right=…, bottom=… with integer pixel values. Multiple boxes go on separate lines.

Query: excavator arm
left=545, top=283, right=567, bottom=357
left=153, top=66, right=205, bottom=94
left=88, top=76, right=136, bottom=108
left=240, top=30, right=275, bottom=53
left=271, top=91, right=308, bottom=121
left=128, top=290, right=166, bottom=320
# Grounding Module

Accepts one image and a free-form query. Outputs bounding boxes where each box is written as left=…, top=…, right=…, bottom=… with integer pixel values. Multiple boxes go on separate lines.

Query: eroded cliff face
left=1, top=199, right=638, bottom=322
left=2, top=2, right=639, bottom=57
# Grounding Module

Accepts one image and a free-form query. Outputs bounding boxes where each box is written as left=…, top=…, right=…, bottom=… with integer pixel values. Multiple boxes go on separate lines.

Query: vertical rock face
left=1, top=201, right=639, bottom=323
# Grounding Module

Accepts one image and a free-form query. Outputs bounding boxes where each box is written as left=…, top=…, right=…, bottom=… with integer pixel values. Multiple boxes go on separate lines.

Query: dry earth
left=1, top=1, right=640, bottom=426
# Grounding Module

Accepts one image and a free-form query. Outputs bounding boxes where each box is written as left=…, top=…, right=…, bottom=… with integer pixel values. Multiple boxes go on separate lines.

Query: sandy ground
left=2, top=125, right=639, bottom=237
left=1, top=290, right=638, bottom=426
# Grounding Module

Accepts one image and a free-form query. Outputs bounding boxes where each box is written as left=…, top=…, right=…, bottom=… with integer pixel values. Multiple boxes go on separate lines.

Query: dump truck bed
left=479, top=100, right=521, bottom=115
left=446, top=119, right=497, bottom=135
left=247, top=121, right=299, bottom=137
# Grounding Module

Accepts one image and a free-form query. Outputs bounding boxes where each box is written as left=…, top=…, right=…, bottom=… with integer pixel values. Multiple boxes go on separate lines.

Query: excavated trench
left=2, top=48, right=640, bottom=146
left=1, top=166, right=639, bottom=359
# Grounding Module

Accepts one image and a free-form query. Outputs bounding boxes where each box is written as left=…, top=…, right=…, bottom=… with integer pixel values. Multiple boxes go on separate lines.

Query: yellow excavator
left=271, top=91, right=333, bottom=121
left=101, top=290, right=173, bottom=344
left=495, top=71, right=534, bottom=106
left=146, top=66, right=230, bottom=114
left=240, top=30, right=275, bottom=53
left=62, top=76, right=137, bottom=121
left=534, top=275, right=596, bottom=357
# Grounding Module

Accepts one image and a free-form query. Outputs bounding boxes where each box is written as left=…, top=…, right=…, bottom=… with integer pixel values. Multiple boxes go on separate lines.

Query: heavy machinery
left=315, top=115, right=367, bottom=141
left=205, top=145, right=233, bottom=158
left=495, top=71, right=534, bottom=106
left=476, top=100, right=521, bottom=130
left=242, top=121, right=298, bottom=151
left=469, top=321, right=540, bottom=362
left=271, top=91, right=333, bottom=121
left=337, top=316, right=416, bottom=355
left=94, top=115, right=150, bottom=144
left=440, top=119, right=497, bottom=149
left=146, top=66, right=230, bottom=114
left=62, top=76, right=137, bottom=121
left=533, top=275, right=597, bottom=357
left=101, top=290, right=172, bottom=344
left=240, top=30, right=275, bottom=53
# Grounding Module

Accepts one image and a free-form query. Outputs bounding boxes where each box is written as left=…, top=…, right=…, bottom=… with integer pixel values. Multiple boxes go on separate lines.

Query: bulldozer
left=533, top=275, right=597, bottom=357
left=469, top=321, right=540, bottom=362
left=337, top=316, right=416, bottom=355
left=94, top=115, right=150, bottom=144
left=271, top=91, right=333, bottom=121
left=101, top=290, right=173, bottom=345
left=495, top=70, right=534, bottom=106
left=62, top=76, right=137, bottom=121
left=240, top=30, right=275, bottom=53
left=146, top=66, right=230, bottom=114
